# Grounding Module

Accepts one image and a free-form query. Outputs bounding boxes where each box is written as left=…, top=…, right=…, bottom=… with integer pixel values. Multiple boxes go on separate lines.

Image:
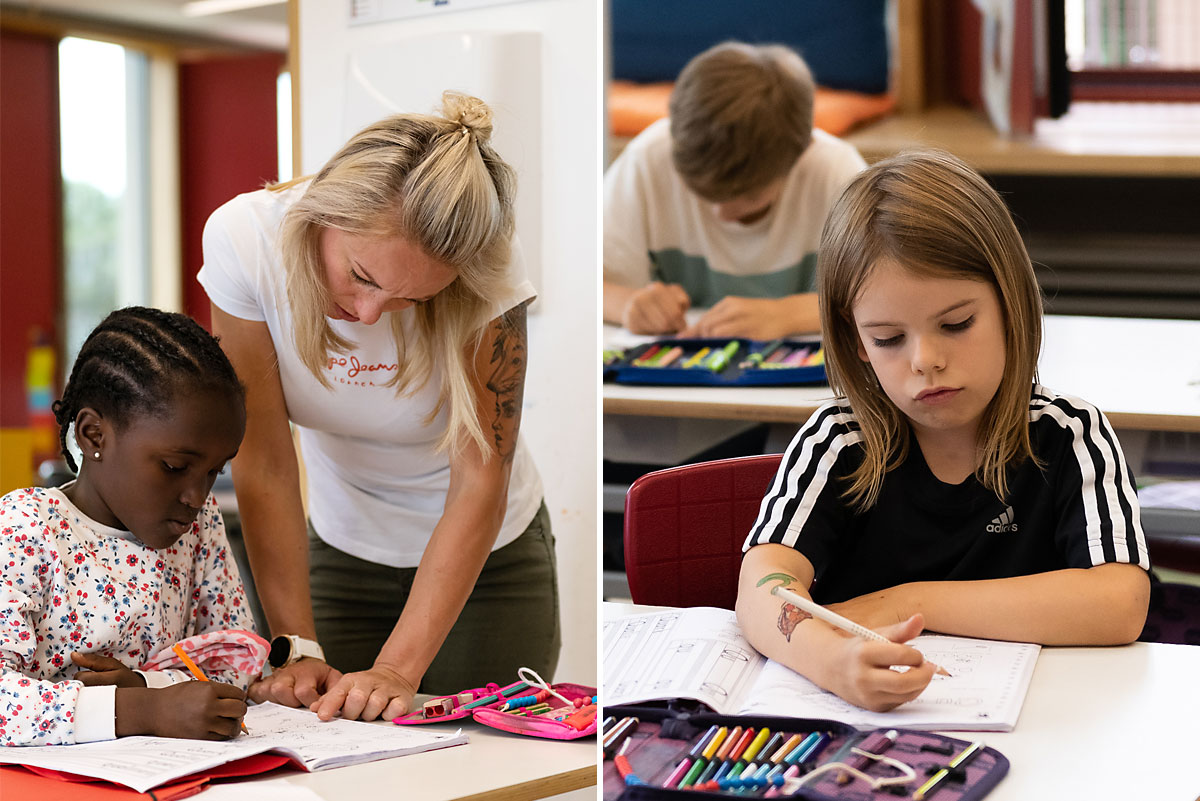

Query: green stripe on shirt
left=649, top=249, right=819, bottom=307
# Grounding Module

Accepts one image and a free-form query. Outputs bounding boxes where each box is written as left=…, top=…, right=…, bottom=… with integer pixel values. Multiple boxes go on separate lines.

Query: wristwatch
left=268, top=634, right=325, bottom=669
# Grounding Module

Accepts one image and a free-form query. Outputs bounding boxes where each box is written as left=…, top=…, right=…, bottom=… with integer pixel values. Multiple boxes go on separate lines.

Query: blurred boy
left=603, top=41, right=866, bottom=338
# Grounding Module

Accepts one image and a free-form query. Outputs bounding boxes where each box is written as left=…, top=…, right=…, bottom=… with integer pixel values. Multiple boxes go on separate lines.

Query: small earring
left=93, top=452, right=101, bottom=459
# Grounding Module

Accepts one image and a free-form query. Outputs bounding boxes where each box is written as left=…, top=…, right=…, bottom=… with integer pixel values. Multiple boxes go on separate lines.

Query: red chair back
left=623, top=453, right=784, bottom=609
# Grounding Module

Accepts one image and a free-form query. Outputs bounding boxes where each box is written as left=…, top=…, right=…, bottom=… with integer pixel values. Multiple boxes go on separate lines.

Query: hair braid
left=52, top=307, right=244, bottom=474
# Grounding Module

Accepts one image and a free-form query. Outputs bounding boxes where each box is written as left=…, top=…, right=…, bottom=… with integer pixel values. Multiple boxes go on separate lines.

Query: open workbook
left=0, top=701, right=467, bottom=793
left=603, top=607, right=1040, bottom=732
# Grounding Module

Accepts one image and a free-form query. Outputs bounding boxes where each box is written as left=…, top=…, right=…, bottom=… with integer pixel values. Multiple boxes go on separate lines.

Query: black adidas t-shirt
left=744, top=385, right=1150, bottom=605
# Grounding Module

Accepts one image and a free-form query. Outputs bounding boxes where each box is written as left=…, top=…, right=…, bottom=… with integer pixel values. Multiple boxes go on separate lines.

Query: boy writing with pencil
left=603, top=41, right=866, bottom=339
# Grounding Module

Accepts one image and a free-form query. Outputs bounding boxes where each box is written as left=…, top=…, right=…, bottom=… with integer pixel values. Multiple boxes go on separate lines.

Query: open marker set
left=602, top=706, right=1009, bottom=801
left=603, top=338, right=827, bottom=387
left=392, top=678, right=598, bottom=740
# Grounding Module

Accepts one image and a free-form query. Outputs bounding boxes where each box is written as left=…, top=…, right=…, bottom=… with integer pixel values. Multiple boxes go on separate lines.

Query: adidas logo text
left=986, top=505, right=1018, bottom=533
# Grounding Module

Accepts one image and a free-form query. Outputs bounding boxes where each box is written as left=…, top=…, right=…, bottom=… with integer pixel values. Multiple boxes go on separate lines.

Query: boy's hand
left=115, top=682, right=248, bottom=740
left=71, top=651, right=146, bottom=688
left=623, top=281, right=689, bottom=334
left=682, top=296, right=795, bottom=340
left=827, top=614, right=937, bottom=713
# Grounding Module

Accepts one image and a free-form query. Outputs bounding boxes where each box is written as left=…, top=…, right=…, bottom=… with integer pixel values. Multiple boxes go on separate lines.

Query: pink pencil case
left=393, top=679, right=597, bottom=740
left=473, top=682, right=598, bottom=740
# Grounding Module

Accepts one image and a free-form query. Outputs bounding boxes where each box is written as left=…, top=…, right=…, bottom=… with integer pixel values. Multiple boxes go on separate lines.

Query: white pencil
left=770, top=585, right=951, bottom=677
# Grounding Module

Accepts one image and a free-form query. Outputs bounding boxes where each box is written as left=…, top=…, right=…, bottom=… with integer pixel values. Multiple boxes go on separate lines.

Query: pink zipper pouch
left=472, top=682, right=597, bottom=740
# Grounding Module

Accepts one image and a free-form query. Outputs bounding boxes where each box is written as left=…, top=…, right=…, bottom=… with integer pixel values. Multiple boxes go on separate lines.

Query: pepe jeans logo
left=324, top=355, right=398, bottom=387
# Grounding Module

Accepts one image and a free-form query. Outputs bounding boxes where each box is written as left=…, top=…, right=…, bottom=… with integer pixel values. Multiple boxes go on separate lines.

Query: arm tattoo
left=484, top=301, right=529, bottom=463
left=777, top=603, right=812, bottom=642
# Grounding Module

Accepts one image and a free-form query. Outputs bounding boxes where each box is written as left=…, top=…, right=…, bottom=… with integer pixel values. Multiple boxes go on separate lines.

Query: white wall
left=297, top=0, right=599, bottom=684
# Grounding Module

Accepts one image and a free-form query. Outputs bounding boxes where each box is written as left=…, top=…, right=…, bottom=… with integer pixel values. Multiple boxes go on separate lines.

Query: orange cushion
left=609, top=80, right=896, bottom=139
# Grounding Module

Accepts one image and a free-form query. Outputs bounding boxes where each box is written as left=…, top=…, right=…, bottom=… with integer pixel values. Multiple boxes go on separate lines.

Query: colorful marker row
left=661, top=725, right=833, bottom=794
left=631, top=340, right=743, bottom=372
left=738, top=340, right=824, bottom=370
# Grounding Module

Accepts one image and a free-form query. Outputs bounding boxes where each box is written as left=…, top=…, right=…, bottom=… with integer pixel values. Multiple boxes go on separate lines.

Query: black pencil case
left=603, top=337, right=827, bottom=387
left=602, top=702, right=1009, bottom=801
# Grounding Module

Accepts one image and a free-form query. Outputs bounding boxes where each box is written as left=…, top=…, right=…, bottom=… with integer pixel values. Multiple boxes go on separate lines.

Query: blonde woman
left=199, top=92, right=558, bottom=721
left=737, top=151, right=1149, bottom=713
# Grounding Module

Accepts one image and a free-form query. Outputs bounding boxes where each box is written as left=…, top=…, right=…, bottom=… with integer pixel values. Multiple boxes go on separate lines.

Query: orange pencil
left=172, top=643, right=249, bottom=734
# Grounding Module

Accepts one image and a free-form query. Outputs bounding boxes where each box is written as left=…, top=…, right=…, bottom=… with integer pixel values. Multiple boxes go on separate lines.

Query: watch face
left=268, top=636, right=292, bottom=668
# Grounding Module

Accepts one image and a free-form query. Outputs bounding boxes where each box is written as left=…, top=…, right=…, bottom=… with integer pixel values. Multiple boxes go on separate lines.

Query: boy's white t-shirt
left=604, top=118, right=867, bottom=305
left=198, top=183, right=543, bottom=568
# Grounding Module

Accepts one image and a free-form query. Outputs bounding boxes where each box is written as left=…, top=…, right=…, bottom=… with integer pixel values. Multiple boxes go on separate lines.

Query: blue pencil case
left=603, top=338, right=827, bottom=387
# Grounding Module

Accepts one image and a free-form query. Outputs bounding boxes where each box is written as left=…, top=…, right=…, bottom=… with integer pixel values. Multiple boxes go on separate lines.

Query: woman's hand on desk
left=309, top=662, right=418, bottom=722
left=250, top=657, right=342, bottom=708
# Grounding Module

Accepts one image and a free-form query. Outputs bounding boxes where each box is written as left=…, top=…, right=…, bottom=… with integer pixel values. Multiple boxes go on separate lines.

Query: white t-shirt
left=604, top=118, right=866, bottom=305
left=198, top=182, right=543, bottom=567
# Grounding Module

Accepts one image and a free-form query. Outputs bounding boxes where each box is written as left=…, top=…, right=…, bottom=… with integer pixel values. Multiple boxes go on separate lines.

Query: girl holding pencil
left=737, top=151, right=1150, bottom=713
left=0, top=308, right=254, bottom=745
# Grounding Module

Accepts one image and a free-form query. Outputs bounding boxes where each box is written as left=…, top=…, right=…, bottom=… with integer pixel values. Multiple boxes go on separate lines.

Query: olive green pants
left=308, top=501, right=560, bottom=694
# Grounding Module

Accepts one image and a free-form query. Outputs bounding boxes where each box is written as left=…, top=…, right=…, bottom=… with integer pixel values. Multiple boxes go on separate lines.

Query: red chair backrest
left=623, top=453, right=784, bottom=609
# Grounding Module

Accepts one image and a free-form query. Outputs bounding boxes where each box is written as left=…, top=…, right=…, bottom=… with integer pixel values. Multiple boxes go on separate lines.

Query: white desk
left=604, top=603, right=1200, bottom=801
left=194, top=720, right=597, bottom=801
left=604, top=315, right=1200, bottom=433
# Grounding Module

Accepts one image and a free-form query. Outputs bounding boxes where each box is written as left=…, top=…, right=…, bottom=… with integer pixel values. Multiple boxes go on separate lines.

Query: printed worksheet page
left=603, top=607, right=764, bottom=712
left=0, top=702, right=468, bottom=792
left=738, top=635, right=1041, bottom=731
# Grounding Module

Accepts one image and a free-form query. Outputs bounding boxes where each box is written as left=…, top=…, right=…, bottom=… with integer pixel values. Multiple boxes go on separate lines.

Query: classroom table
left=603, top=603, right=1200, bottom=801
left=188, top=714, right=597, bottom=801
left=603, top=315, right=1200, bottom=433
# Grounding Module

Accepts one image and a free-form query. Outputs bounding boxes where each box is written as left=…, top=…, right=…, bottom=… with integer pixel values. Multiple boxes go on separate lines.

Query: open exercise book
left=604, top=607, right=1040, bottom=732
left=0, top=701, right=467, bottom=793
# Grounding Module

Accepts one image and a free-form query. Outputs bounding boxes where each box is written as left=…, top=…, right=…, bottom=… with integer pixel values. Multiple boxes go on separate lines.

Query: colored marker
left=632, top=344, right=662, bottom=366
left=602, top=717, right=639, bottom=757
left=757, top=732, right=785, bottom=765
left=765, top=346, right=790, bottom=364
left=792, top=731, right=831, bottom=765
left=740, top=727, right=772, bottom=763
left=913, top=741, right=984, bottom=800
left=739, top=338, right=784, bottom=368
left=679, top=757, right=708, bottom=788
left=614, top=738, right=644, bottom=786
left=772, top=733, right=803, bottom=764
left=707, top=340, right=741, bottom=372
left=655, top=346, right=685, bottom=367
left=682, top=346, right=711, bottom=368
left=784, top=732, right=821, bottom=764
left=662, top=757, right=692, bottom=789
left=600, top=716, right=617, bottom=734
left=804, top=347, right=825, bottom=366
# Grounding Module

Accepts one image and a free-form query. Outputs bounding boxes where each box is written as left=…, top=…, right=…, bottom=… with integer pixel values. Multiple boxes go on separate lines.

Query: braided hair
left=51, top=306, right=244, bottom=473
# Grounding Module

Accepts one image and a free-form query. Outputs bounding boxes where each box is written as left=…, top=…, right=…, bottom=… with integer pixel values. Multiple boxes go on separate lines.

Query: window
left=58, top=37, right=152, bottom=365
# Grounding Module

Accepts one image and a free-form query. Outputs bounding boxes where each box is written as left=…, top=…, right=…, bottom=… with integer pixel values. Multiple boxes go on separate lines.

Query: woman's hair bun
left=441, top=90, right=493, bottom=143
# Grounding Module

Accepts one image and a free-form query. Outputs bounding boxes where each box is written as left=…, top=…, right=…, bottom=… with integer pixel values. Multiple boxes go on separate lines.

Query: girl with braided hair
left=0, top=306, right=254, bottom=745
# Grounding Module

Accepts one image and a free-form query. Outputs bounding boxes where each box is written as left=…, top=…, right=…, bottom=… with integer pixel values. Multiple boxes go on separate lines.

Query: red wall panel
left=0, top=30, right=61, bottom=428
left=179, top=52, right=282, bottom=329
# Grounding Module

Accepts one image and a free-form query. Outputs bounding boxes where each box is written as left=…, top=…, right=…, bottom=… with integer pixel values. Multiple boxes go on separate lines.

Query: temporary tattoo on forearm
left=756, top=572, right=798, bottom=589
left=484, top=301, right=529, bottom=462
left=777, top=603, right=813, bottom=642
